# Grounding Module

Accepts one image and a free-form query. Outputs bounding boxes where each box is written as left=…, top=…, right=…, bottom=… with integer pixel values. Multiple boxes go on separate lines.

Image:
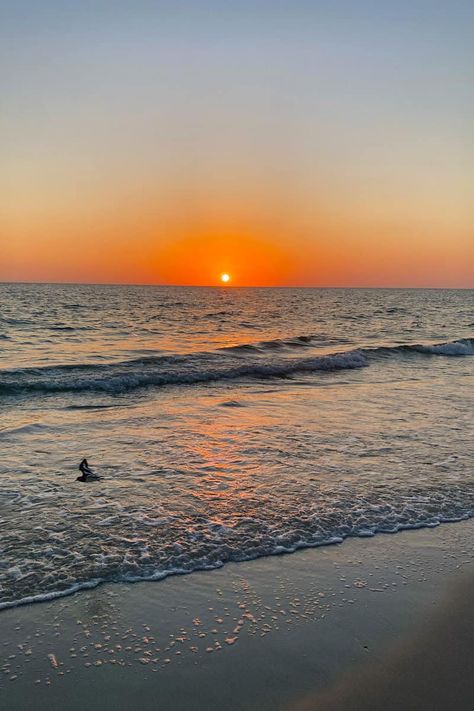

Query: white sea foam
left=414, top=339, right=473, bottom=356
left=0, top=510, right=472, bottom=611
left=0, top=477, right=472, bottom=610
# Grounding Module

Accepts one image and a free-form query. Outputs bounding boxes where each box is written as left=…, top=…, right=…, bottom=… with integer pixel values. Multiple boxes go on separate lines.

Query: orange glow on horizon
left=151, top=231, right=295, bottom=287
left=2, top=188, right=473, bottom=287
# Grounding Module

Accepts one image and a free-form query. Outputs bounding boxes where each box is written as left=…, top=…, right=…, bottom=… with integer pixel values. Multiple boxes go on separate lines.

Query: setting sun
left=220, top=273, right=231, bottom=284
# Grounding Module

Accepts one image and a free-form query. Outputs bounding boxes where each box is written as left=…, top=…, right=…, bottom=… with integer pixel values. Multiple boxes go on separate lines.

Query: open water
left=0, top=284, right=472, bottom=609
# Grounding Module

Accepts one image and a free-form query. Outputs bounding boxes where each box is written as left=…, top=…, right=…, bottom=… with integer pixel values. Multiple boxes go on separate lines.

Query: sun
left=220, top=273, right=231, bottom=284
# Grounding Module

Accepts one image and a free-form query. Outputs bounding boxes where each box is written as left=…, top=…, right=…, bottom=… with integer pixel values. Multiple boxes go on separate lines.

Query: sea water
left=0, top=284, right=472, bottom=609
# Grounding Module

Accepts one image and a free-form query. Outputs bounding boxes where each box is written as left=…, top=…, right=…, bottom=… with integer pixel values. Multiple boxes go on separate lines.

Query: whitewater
left=0, top=284, right=473, bottom=609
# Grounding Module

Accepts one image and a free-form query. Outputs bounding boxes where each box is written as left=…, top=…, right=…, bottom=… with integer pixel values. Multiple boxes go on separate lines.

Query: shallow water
left=0, top=284, right=473, bottom=608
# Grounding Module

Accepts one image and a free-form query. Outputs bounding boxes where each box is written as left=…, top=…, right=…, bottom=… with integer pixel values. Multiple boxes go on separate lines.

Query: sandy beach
left=1, top=519, right=473, bottom=711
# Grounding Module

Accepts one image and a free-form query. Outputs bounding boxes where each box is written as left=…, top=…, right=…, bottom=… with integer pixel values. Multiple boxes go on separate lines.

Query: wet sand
left=1, top=520, right=473, bottom=711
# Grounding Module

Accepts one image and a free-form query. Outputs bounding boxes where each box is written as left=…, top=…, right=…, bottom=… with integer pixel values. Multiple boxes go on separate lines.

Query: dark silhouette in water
left=77, top=458, right=101, bottom=482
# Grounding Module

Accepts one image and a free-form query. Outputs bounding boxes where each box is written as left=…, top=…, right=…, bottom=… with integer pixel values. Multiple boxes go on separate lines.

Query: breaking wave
left=0, top=351, right=368, bottom=396
left=0, top=338, right=471, bottom=397
left=412, top=340, right=473, bottom=356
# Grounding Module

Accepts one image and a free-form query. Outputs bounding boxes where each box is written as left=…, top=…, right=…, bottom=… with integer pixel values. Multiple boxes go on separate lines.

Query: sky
left=1, top=1, right=473, bottom=287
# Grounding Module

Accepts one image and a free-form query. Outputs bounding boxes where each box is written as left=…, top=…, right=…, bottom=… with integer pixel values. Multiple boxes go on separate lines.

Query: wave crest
left=412, top=339, right=473, bottom=356
left=0, top=350, right=368, bottom=396
left=0, top=337, right=471, bottom=397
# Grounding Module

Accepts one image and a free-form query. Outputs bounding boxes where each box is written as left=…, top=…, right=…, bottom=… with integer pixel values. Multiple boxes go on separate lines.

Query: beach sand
left=1, top=520, right=473, bottom=711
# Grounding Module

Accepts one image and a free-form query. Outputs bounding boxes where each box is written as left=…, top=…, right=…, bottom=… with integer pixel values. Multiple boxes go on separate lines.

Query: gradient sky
left=1, top=1, right=473, bottom=286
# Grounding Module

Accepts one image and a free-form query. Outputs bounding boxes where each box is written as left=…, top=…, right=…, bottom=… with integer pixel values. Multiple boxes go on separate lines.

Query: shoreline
left=1, top=516, right=472, bottom=613
left=1, top=518, right=473, bottom=710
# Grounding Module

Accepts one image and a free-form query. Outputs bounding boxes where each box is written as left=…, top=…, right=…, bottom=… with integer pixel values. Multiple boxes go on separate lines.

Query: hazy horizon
left=2, top=280, right=473, bottom=290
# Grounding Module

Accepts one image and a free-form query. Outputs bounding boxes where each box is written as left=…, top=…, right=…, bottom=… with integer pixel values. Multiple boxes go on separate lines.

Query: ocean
left=0, top=283, right=472, bottom=610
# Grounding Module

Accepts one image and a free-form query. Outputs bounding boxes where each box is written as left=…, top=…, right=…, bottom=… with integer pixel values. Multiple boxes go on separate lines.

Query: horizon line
left=0, top=280, right=473, bottom=290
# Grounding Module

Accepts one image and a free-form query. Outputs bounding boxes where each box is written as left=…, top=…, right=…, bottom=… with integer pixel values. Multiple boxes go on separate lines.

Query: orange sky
left=3, top=178, right=472, bottom=286
left=2, top=2, right=473, bottom=287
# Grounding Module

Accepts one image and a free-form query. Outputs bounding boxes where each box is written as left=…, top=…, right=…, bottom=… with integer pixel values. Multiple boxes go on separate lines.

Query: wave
left=222, top=334, right=344, bottom=352
left=0, top=423, right=57, bottom=437
left=0, top=317, right=33, bottom=326
left=48, top=325, right=93, bottom=332
left=369, top=338, right=474, bottom=359
left=0, top=338, right=471, bottom=397
left=412, top=340, right=473, bottom=356
left=1, top=506, right=472, bottom=612
left=0, top=350, right=368, bottom=395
